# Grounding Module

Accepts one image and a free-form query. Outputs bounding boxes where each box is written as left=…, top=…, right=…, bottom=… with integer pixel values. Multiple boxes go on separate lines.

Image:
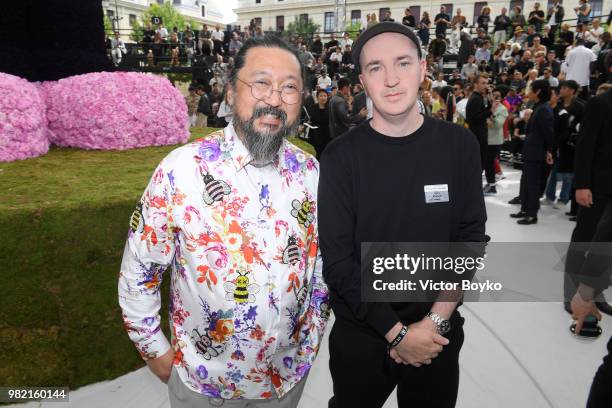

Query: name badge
left=424, top=184, right=449, bottom=203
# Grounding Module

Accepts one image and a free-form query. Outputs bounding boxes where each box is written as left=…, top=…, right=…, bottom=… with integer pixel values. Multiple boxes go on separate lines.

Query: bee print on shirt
left=130, top=202, right=144, bottom=233
left=282, top=236, right=302, bottom=265
left=224, top=271, right=261, bottom=303
left=291, top=199, right=314, bottom=229
left=202, top=173, right=231, bottom=205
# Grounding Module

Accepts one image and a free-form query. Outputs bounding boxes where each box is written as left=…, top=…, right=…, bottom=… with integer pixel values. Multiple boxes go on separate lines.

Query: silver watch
left=426, top=312, right=451, bottom=335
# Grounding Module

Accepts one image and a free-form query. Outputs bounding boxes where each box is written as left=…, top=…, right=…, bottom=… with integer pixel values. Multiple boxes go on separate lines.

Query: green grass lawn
left=0, top=128, right=314, bottom=390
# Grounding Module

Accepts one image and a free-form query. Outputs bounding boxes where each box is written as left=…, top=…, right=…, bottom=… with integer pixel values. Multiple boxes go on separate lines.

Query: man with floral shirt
left=118, top=35, right=329, bottom=407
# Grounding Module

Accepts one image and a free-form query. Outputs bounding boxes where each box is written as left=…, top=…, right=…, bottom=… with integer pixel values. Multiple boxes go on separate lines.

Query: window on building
left=409, top=6, right=421, bottom=22
left=201, top=5, right=206, bottom=17
left=509, top=0, right=524, bottom=13
left=129, top=14, right=137, bottom=26
left=379, top=7, right=390, bottom=21
left=255, top=0, right=261, bottom=4
left=441, top=3, right=453, bottom=18
left=474, top=2, right=488, bottom=25
left=173, top=0, right=181, bottom=5
left=276, top=16, right=284, bottom=31
left=254, top=17, right=262, bottom=27
left=351, top=10, right=361, bottom=25
left=590, top=0, right=603, bottom=18
left=324, top=12, right=334, bottom=33
left=299, top=14, right=309, bottom=23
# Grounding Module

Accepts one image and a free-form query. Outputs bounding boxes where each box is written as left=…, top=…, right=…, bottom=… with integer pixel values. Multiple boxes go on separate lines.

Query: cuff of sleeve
left=139, top=331, right=172, bottom=361
left=365, top=303, right=400, bottom=338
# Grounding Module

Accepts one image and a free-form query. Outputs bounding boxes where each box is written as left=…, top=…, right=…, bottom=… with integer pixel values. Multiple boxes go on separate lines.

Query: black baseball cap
left=352, top=22, right=422, bottom=71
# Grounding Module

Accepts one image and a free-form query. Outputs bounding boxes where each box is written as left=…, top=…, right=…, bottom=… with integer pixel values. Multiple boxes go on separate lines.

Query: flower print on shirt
left=118, top=124, right=329, bottom=400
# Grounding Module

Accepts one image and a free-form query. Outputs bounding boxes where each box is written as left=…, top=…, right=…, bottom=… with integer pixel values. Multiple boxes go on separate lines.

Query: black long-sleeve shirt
left=466, top=91, right=491, bottom=139
left=318, top=116, right=488, bottom=337
left=574, top=89, right=612, bottom=195
left=523, top=101, right=554, bottom=162
left=328, top=94, right=364, bottom=139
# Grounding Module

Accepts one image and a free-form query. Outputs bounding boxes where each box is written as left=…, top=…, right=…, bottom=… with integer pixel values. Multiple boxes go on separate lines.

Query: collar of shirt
left=224, top=122, right=284, bottom=174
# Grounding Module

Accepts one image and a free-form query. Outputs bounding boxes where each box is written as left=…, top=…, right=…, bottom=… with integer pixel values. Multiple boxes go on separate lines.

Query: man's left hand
left=571, top=292, right=602, bottom=334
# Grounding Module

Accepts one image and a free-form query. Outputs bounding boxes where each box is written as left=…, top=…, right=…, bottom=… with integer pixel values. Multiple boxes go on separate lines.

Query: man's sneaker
left=495, top=174, right=506, bottom=181
left=553, top=201, right=567, bottom=209
left=540, top=198, right=555, bottom=206
left=483, top=184, right=497, bottom=195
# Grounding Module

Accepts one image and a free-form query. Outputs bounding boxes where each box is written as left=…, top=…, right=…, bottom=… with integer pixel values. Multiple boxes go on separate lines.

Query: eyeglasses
left=237, top=77, right=303, bottom=105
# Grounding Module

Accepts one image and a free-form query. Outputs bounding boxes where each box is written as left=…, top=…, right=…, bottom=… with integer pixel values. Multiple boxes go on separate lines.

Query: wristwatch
left=426, top=312, right=451, bottom=335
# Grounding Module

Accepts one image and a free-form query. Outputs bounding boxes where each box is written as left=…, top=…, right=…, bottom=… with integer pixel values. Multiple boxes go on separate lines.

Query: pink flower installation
left=0, top=73, right=49, bottom=162
left=41, top=71, right=189, bottom=150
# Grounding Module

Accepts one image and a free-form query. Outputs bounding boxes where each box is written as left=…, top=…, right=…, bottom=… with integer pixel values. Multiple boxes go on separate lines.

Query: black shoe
left=569, top=216, right=577, bottom=222
left=517, top=216, right=538, bottom=225
left=508, top=197, right=522, bottom=204
left=566, top=211, right=577, bottom=216
left=564, top=302, right=572, bottom=315
left=483, top=184, right=497, bottom=195
left=510, top=211, right=527, bottom=218
left=595, top=301, right=612, bottom=317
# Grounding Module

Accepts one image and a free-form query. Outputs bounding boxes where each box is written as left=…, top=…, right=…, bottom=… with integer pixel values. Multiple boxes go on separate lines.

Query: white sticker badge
left=424, top=184, right=449, bottom=203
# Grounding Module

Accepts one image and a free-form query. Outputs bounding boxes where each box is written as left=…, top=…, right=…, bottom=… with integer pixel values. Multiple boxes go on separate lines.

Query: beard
left=233, top=105, right=300, bottom=165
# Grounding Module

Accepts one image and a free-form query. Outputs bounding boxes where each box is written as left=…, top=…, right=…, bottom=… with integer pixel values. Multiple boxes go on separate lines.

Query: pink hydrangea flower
left=0, top=73, right=49, bottom=162
left=41, top=72, right=189, bottom=150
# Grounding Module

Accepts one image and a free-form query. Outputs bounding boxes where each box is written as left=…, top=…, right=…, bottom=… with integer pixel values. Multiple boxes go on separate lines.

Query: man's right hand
left=393, top=325, right=448, bottom=367
left=146, top=348, right=175, bottom=384
left=576, top=188, right=593, bottom=208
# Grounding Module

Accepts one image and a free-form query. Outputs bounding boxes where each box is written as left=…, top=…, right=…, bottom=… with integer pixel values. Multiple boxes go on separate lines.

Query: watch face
left=439, top=320, right=451, bottom=334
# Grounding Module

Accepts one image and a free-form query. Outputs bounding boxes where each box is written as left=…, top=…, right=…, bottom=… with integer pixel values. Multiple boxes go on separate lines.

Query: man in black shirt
left=402, top=8, right=416, bottom=28
left=510, top=79, right=555, bottom=224
left=565, top=84, right=612, bottom=316
left=434, top=6, right=451, bottom=38
left=493, top=7, right=511, bottom=46
left=328, top=77, right=367, bottom=138
left=311, top=34, right=323, bottom=57
left=319, top=22, right=487, bottom=408
left=466, top=73, right=492, bottom=169
left=515, top=50, right=535, bottom=75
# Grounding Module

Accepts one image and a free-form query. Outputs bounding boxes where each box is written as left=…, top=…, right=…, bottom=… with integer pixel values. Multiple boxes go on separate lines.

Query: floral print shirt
left=118, top=124, right=329, bottom=400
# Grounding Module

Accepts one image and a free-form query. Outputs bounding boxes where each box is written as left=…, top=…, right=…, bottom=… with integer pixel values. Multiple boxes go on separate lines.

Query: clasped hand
left=389, top=319, right=449, bottom=368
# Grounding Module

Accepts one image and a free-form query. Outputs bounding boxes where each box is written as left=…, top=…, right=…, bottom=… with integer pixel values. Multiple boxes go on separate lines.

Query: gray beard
left=233, top=105, right=300, bottom=165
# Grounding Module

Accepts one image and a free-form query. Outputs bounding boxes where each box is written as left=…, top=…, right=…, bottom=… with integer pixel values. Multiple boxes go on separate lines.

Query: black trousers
left=520, top=161, right=544, bottom=217
left=473, top=131, right=487, bottom=172
left=328, top=313, right=465, bottom=408
left=564, top=194, right=612, bottom=301
left=588, top=336, right=612, bottom=408
left=485, top=144, right=500, bottom=184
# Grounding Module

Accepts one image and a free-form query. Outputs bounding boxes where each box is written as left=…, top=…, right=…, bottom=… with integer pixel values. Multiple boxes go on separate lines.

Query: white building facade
left=101, top=0, right=229, bottom=34
left=234, top=0, right=610, bottom=34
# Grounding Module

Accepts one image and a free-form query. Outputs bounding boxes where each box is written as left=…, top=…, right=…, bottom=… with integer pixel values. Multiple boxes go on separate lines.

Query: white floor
left=11, top=166, right=612, bottom=408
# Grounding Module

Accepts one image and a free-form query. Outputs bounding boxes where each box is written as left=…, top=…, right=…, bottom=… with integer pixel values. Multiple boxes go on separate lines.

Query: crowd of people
left=167, top=4, right=611, bottom=227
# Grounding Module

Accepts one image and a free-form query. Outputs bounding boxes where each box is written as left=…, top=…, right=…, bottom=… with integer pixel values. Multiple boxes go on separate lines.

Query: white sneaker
left=553, top=201, right=567, bottom=209
left=540, top=198, right=554, bottom=206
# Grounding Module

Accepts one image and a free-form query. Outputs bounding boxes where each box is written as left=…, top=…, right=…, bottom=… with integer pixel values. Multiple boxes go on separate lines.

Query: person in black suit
left=306, top=89, right=331, bottom=159
left=510, top=79, right=554, bottom=224
left=466, top=73, right=492, bottom=169
left=350, top=90, right=369, bottom=126
left=567, top=88, right=612, bottom=408
left=565, top=82, right=612, bottom=317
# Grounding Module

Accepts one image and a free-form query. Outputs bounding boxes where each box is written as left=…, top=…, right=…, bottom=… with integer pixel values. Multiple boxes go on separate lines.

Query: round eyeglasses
left=237, top=77, right=303, bottom=105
